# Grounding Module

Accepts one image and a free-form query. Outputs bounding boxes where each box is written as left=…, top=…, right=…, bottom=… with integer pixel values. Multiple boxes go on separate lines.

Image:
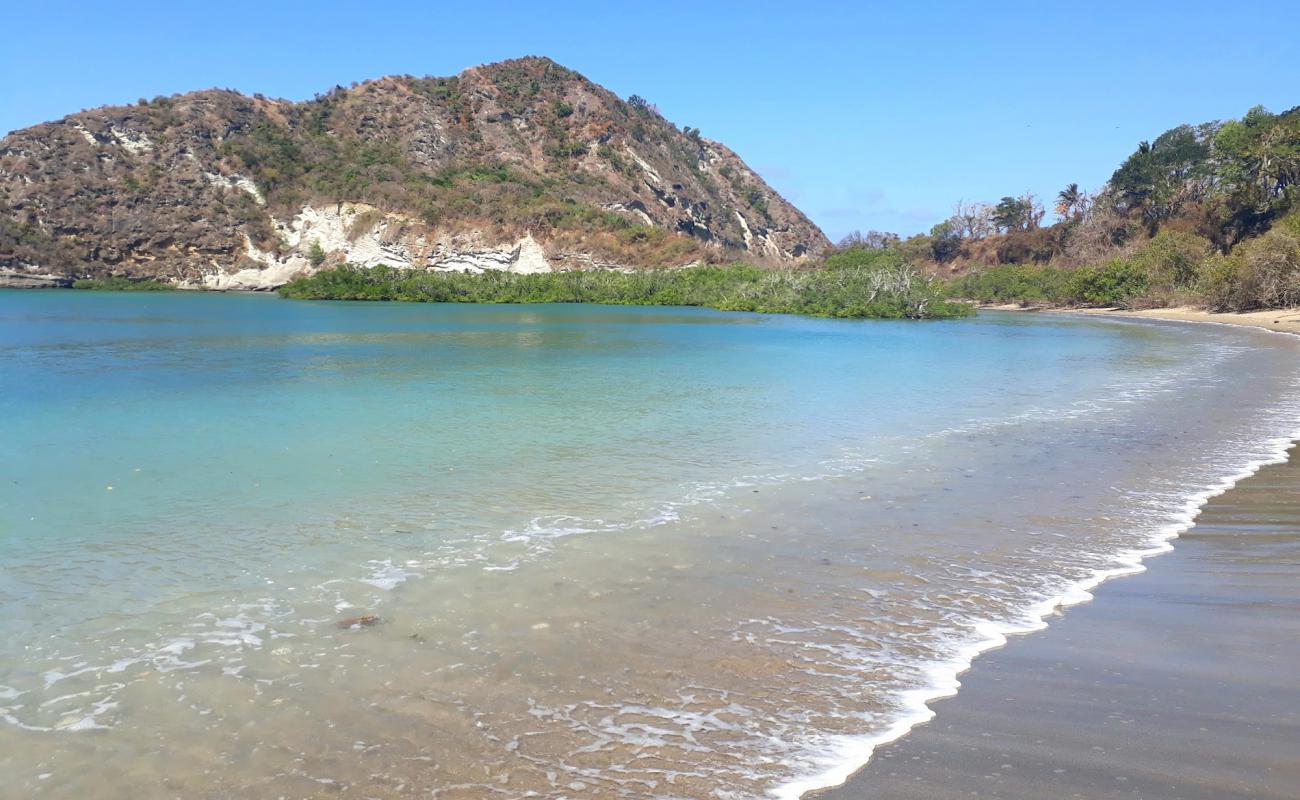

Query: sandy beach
left=814, top=448, right=1300, bottom=800
left=1072, top=306, right=1300, bottom=336
left=982, top=304, right=1300, bottom=336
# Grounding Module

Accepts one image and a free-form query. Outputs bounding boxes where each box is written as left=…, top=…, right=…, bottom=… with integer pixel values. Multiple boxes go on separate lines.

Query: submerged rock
left=336, top=614, right=382, bottom=629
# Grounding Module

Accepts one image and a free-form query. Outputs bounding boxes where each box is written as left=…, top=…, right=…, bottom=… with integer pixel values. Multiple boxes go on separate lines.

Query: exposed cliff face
left=0, top=57, right=828, bottom=287
left=199, top=202, right=560, bottom=290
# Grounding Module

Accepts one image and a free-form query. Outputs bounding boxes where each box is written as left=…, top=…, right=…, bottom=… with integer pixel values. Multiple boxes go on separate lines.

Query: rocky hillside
left=0, top=57, right=827, bottom=288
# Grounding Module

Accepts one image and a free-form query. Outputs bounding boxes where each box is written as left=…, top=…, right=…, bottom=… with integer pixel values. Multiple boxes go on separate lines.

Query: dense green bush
left=823, top=245, right=906, bottom=271
left=279, top=259, right=972, bottom=320
left=949, top=259, right=1149, bottom=308
left=1130, top=230, right=1212, bottom=288
left=946, top=264, right=1071, bottom=305
left=72, top=277, right=174, bottom=291
left=307, top=240, right=327, bottom=267
left=1062, top=259, right=1150, bottom=307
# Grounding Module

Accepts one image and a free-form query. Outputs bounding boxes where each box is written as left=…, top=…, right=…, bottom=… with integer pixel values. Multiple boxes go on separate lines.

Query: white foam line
left=773, top=429, right=1300, bottom=800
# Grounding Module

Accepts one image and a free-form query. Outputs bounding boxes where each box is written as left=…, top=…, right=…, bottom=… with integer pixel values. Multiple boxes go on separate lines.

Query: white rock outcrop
left=198, top=202, right=560, bottom=290
left=196, top=237, right=313, bottom=290
left=107, top=125, right=154, bottom=155
left=203, top=171, right=266, bottom=205
left=72, top=123, right=98, bottom=147
left=733, top=210, right=781, bottom=259
left=422, top=230, right=554, bottom=274
left=0, top=266, right=69, bottom=288
left=623, top=146, right=662, bottom=185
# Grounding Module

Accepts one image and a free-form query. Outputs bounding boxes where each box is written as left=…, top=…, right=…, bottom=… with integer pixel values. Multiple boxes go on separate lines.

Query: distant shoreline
left=9, top=279, right=1297, bottom=337
left=980, top=302, right=1300, bottom=336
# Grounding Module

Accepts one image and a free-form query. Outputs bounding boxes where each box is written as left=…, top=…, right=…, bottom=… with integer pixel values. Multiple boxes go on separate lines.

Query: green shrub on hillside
left=1062, top=259, right=1150, bottom=307
left=948, top=260, right=1149, bottom=308
left=823, top=245, right=906, bottom=271
left=307, top=240, right=327, bottom=266
left=1130, top=230, right=1213, bottom=288
left=912, top=106, right=1299, bottom=312
left=1201, top=221, right=1300, bottom=311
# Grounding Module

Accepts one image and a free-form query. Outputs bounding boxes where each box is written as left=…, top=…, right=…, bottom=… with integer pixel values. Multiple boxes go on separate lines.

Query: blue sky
left=4, top=1, right=1296, bottom=239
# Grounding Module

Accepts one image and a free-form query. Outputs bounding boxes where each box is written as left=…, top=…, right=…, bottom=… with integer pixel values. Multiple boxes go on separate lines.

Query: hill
left=0, top=57, right=828, bottom=289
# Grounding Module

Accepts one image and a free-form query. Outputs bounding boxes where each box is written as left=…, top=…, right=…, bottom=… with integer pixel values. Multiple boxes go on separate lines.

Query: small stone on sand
left=337, top=614, right=382, bottom=629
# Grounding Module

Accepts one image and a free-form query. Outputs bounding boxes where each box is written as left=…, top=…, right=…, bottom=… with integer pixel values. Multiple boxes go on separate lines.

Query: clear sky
left=4, top=1, right=1296, bottom=240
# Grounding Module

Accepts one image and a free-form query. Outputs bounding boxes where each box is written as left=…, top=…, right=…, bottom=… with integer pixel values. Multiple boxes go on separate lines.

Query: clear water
left=2, top=292, right=1298, bottom=798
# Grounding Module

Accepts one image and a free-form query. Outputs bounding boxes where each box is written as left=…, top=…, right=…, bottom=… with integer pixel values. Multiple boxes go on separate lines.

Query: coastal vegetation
left=283, top=103, right=1298, bottom=318
left=940, top=212, right=1300, bottom=311
left=279, top=249, right=972, bottom=319
left=879, top=105, right=1300, bottom=312
left=71, top=277, right=174, bottom=291
left=8, top=65, right=1296, bottom=319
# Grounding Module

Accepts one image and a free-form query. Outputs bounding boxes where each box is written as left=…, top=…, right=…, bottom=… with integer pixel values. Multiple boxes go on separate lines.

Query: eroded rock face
left=0, top=267, right=70, bottom=288
left=0, top=57, right=828, bottom=287
left=186, top=202, right=563, bottom=290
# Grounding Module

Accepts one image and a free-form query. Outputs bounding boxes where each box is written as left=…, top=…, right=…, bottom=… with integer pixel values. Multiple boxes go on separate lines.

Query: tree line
left=838, top=105, right=1300, bottom=311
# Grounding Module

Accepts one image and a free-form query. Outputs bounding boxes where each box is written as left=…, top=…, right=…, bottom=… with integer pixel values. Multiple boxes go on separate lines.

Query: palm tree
left=1055, top=183, right=1082, bottom=219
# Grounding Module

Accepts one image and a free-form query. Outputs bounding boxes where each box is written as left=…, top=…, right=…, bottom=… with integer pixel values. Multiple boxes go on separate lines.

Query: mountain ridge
left=0, top=56, right=828, bottom=288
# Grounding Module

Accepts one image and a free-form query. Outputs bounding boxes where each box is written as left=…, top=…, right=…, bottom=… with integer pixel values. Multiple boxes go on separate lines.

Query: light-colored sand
left=983, top=303, right=1300, bottom=335
left=1069, top=305, right=1300, bottom=335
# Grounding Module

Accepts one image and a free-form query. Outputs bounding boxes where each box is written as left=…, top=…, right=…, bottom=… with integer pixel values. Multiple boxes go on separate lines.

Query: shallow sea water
left=2, top=292, right=1298, bottom=799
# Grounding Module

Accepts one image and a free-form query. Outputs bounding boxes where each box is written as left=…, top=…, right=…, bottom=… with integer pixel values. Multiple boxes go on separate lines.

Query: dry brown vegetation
left=863, top=106, right=1300, bottom=311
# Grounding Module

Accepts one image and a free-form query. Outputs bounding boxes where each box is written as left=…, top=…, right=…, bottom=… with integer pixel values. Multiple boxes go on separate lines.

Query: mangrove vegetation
left=279, top=248, right=972, bottom=319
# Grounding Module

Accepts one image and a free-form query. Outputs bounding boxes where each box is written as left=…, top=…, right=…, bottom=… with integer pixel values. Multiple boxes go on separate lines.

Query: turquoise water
left=2, top=292, right=1299, bottom=798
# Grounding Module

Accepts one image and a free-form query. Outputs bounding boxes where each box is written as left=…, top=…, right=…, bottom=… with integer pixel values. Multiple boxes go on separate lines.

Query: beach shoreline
left=785, top=311, right=1300, bottom=799
left=980, top=302, right=1300, bottom=336
left=808, top=444, right=1300, bottom=799
left=7, top=296, right=1300, bottom=799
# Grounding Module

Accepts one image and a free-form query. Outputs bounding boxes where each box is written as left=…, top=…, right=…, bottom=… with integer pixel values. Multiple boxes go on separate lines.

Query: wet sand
left=816, top=448, right=1300, bottom=800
